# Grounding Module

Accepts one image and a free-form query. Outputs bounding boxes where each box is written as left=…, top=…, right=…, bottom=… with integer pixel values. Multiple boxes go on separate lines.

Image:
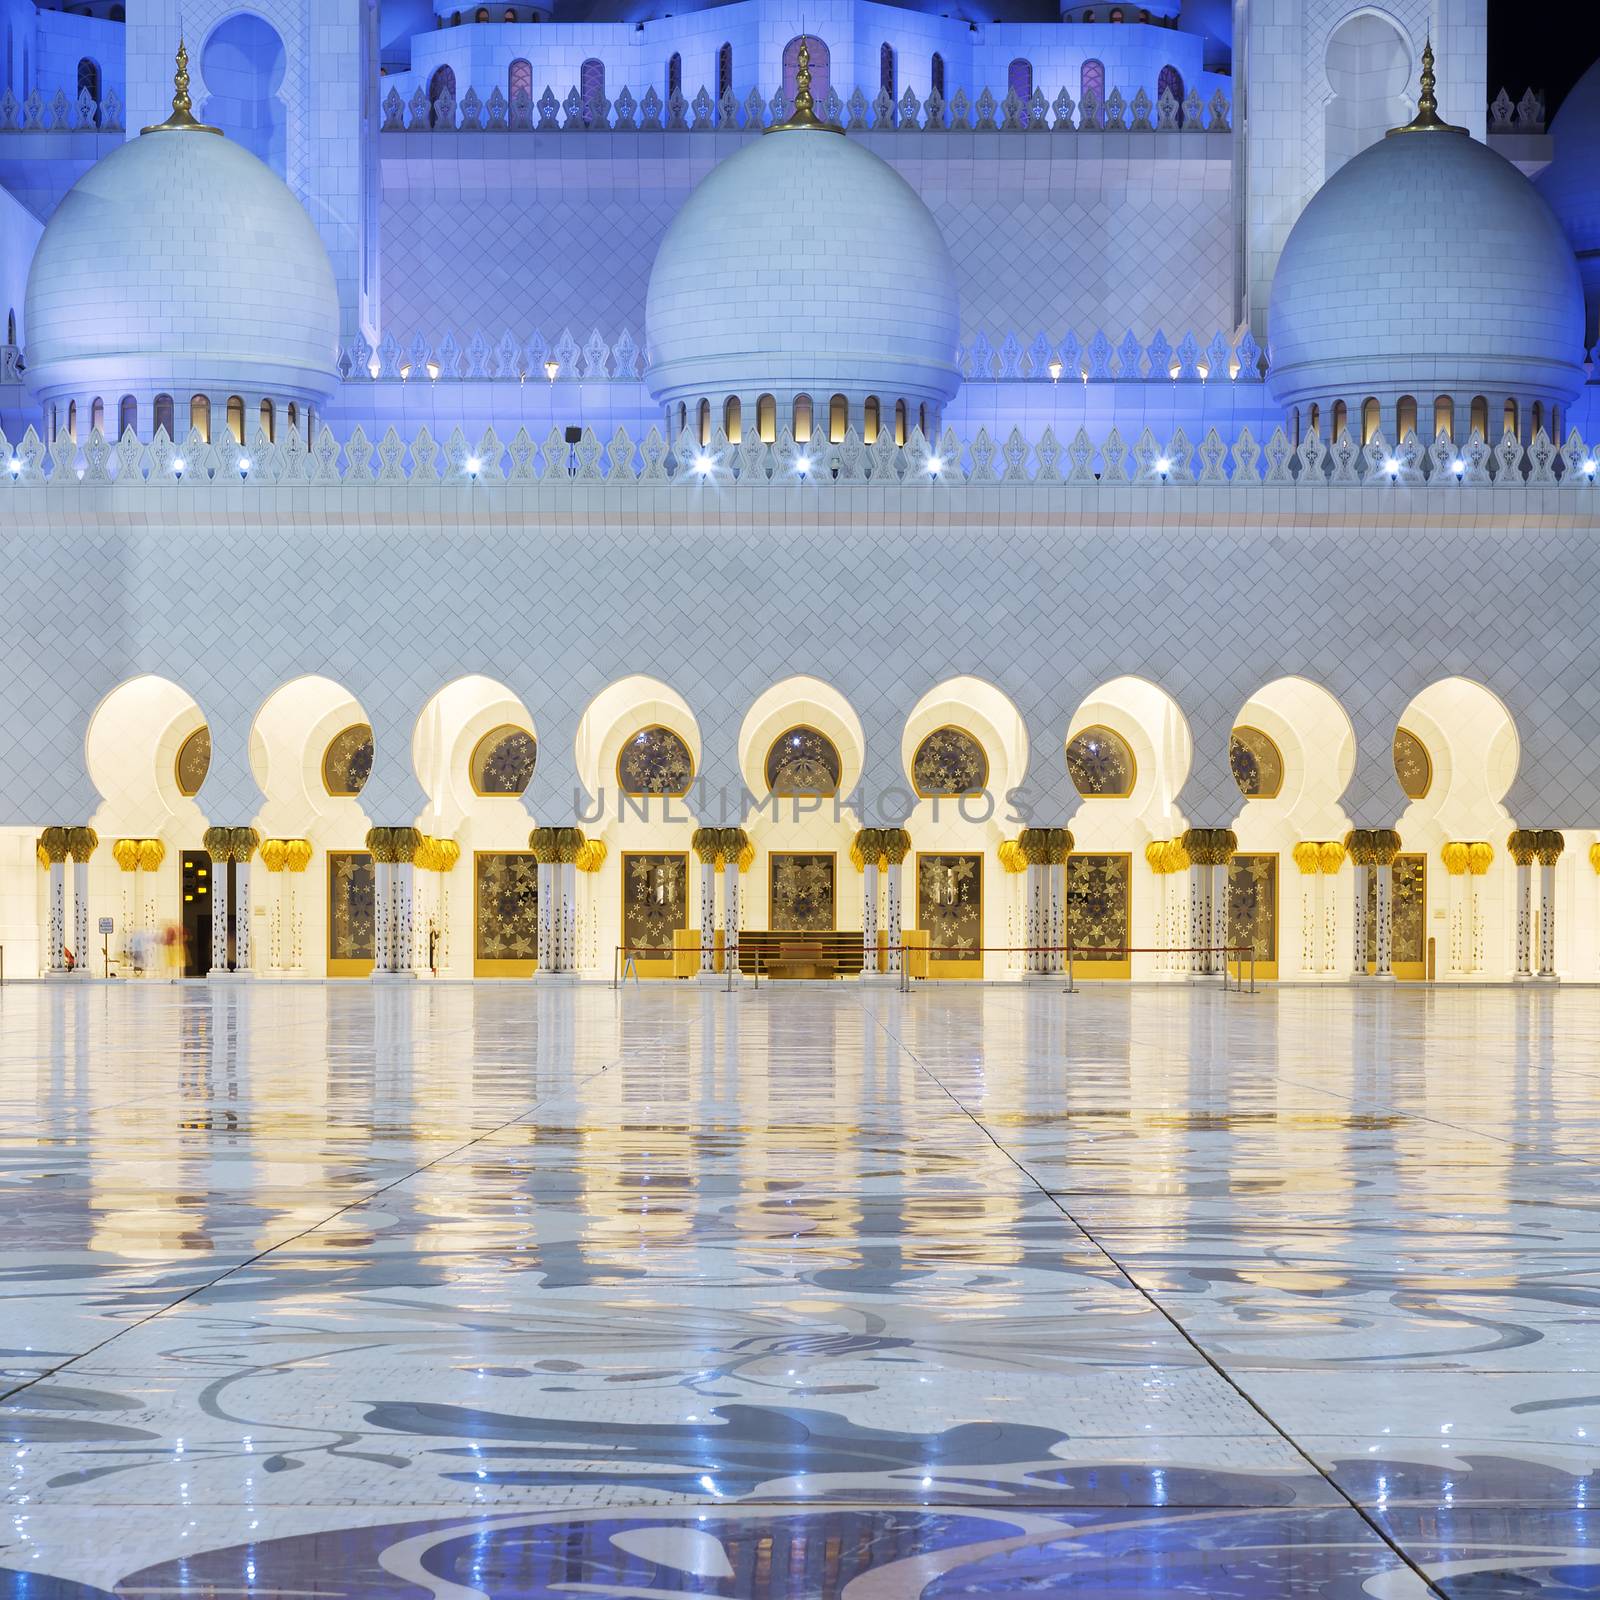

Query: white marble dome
left=644, top=121, right=962, bottom=438
left=1538, top=57, right=1600, bottom=344
left=24, top=118, right=339, bottom=434
left=1268, top=127, right=1585, bottom=431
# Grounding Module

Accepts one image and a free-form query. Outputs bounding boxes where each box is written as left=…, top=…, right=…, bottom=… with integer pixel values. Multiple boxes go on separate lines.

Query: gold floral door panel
left=917, top=853, right=982, bottom=978
left=474, top=851, right=539, bottom=977
left=327, top=850, right=375, bottom=978
left=769, top=853, right=836, bottom=933
left=1226, top=853, right=1278, bottom=980
left=1366, top=853, right=1427, bottom=980
left=1067, top=853, right=1131, bottom=978
left=623, top=852, right=689, bottom=977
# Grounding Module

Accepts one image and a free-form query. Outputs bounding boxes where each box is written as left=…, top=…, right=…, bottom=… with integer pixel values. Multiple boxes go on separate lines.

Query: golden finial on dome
left=141, top=37, right=223, bottom=136
left=1387, top=38, right=1467, bottom=136
left=768, top=34, right=841, bottom=134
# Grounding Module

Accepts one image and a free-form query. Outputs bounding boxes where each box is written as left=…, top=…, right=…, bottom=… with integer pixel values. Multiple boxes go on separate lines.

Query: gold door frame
left=327, top=849, right=374, bottom=978
left=474, top=849, right=539, bottom=978
left=621, top=850, right=690, bottom=978
left=1226, top=851, right=1279, bottom=982
left=916, top=850, right=984, bottom=980
left=1067, top=852, right=1133, bottom=979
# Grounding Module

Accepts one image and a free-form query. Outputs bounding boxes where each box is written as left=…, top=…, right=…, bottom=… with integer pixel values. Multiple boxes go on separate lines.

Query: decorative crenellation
left=381, top=77, right=1229, bottom=137
left=332, top=325, right=1268, bottom=386
left=0, top=85, right=124, bottom=133
left=1487, top=87, right=1546, bottom=135
left=6, top=419, right=1600, bottom=490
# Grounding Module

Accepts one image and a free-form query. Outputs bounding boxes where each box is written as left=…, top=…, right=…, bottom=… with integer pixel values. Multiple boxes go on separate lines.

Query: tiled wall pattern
left=1, top=484, right=1595, bottom=840
left=377, top=135, right=1235, bottom=348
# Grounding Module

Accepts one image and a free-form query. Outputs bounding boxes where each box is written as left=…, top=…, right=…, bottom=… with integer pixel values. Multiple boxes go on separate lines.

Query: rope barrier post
left=1066, top=945, right=1075, bottom=994
left=1251, top=950, right=1257, bottom=995
left=612, top=945, right=618, bottom=990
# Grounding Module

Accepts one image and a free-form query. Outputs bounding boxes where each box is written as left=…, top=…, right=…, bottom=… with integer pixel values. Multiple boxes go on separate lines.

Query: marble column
left=700, top=858, right=718, bottom=973
left=567, top=859, right=580, bottom=969
left=723, top=857, right=741, bottom=976
left=878, top=830, right=909, bottom=977
left=230, top=830, right=259, bottom=976
left=396, top=861, right=418, bottom=975
left=369, top=833, right=393, bottom=976
left=1292, top=842, right=1320, bottom=977
left=1181, top=828, right=1234, bottom=979
left=1370, top=829, right=1401, bottom=982
left=1347, top=831, right=1371, bottom=980
left=530, top=827, right=554, bottom=972
left=1509, top=830, right=1536, bottom=981
left=1024, top=862, right=1043, bottom=973
left=885, top=861, right=903, bottom=974
left=39, top=828, right=68, bottom=974
left=1046, top=838, right=1069, bottom=975
left=1441, top=842, right=1469, bottom=977
left=693, top=829, right=720, bottom=976
left=113, top=839, right=140, bottom=967
left=285, top=839, right=311, bottom=974
left=210, top=862, right=230, bottom=973
left=1321, top=843, right=1345, bottom=976
left=1465, top=842, right=1491, bottom=976
left=1189, top=859, right=1208, bottom=975
left=1536, top=830, right=1564, bottom=980
left=862, top=860, right=879, bottom=972
left=69, top=829, right=96, bottom=976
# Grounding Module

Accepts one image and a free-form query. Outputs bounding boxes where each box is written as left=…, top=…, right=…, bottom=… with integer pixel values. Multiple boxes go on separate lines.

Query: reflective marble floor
left=0, top=980, right=1597, bottom=1597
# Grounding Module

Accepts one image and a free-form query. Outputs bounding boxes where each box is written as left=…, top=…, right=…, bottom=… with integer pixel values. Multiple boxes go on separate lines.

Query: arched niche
left=413, top=675, right=537, bottom=829
left=900, top=677, right=1029, bottom=980
left=1229, top=676, right=1355, bottom=833
left=1323, top=11, right=1412, bottom=181
left=735, top=676, right=866, bottom=937
left=1391, top=677, right=1519, bottom=980
left=572, top=677, right=703, bottom=978
left=201, top=13, right=288, bottom=177
left=1064, top=676, right=1191, bottom=846
left=901, top=676, right=1027, bottom=806
left=1227, top=676, right=1357, bottom=980
left=574, top=674, right=702, bottom=820
left=1394, top=678, right=1518, bottom=841
left=85, top=674, right=209, bottom=840
left=737, top=676, right=864, bottom=802
left=249, top=675, right=372, bottom=837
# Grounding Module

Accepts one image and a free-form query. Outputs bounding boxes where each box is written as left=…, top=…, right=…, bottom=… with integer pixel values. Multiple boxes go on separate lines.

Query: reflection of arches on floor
left=1395, top=677, right=1519, bottom=979
left=1064, top=677, right=1192, bottom=979
left=250, top=675, right=372, bottom=975
left=1228, top=676, right=1356, bottom=979
left=901, top=676, right=1028, bottom=976
left=84, top=675, right=210, bottom=964
left=413, top=675, right=538, bottom=976
left=736, top=676, right=864, bottom=936
left=575, top=675, right=704, bottom=977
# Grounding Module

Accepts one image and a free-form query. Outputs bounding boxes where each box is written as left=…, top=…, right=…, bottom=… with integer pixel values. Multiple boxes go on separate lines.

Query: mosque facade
left=2, top=0, right=1600, bottom=986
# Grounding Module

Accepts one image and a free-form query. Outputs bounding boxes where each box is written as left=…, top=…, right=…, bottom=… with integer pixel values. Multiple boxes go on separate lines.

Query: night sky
left=1488, top=0, right=1600, bottom=117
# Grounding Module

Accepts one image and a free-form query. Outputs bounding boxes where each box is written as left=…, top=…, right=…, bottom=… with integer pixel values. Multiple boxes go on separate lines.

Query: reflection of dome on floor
left=1268, top=45, right=1584, bottom=428
left=22, top=41, right=339, bottom=432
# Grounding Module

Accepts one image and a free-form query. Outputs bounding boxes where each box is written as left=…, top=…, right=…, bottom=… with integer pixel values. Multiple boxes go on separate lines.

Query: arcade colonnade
left=9, top=668, right=1596, bottom=984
